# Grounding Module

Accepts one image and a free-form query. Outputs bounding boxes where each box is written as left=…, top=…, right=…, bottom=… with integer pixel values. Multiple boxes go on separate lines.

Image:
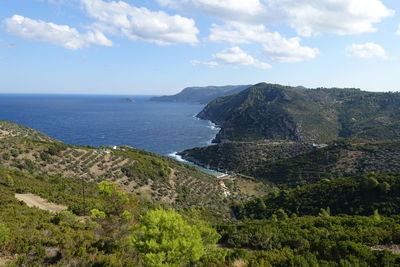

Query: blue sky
left=0, top=0, right=399, bottom=95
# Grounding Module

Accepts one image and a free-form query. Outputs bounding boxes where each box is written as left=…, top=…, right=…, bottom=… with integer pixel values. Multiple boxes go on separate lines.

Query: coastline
left=168, top=151, right=190, bottom=164
left=168, top=114, right=223, bottom=177
left=169, top=151, right=223, bottom=177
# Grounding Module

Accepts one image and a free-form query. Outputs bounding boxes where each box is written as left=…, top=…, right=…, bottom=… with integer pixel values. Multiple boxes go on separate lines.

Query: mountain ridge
left=197, top=83, right=400, bottom=143
left=150, top=85, right=251, bottom=104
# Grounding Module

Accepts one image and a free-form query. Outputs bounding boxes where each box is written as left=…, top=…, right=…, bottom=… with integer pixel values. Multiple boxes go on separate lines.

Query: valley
left=1, top=83, right=400, bottom=266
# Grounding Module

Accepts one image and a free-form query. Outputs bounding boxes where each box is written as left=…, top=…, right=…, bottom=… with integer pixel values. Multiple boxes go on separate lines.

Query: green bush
left=0, top=222, right=10, bottom=247
left=132, top=209, right=216, bottom=267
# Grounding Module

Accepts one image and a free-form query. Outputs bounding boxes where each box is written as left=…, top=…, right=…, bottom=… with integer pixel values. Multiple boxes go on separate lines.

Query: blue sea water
left=0, top=94, right=219, bottom=157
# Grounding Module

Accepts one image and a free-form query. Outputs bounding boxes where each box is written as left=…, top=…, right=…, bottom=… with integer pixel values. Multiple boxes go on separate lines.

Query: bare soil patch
left=371, top=245, right=400, bottom=255
left=15, top=193, right=68, bottom=213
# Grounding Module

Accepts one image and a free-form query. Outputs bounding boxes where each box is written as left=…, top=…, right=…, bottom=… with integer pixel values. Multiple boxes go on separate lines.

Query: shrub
left=0, top=222, right=10, bottom=247
left=132, top=209, right=208, bottom=267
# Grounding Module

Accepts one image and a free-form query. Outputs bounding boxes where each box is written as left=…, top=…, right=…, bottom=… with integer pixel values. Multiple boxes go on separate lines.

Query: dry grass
left=232, top=259, right=247, bottom=267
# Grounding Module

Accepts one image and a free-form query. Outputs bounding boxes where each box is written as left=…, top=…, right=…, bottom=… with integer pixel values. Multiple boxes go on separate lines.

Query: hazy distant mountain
left=150, top=85, right=251, bottom=104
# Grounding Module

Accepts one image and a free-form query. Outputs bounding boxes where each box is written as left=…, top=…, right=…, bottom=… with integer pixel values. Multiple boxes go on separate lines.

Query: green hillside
left=2, top=165, right=400, bottom=266
left=0, top=120, right=55, bottom=143
left=0, top=165, right=153, bottom=265
left=235, top=173, right=400, bottom=219
left=198, top=83, right=400, bottom=143
left=250, top=139, right=400, bottom=187
left=0, top=121, right=267, bottom=217
left=180, top=139, right=400, bottom=187
left=217, top=215, right=400, bottom=266
left=179, top=141, right=313, bottom=174
left=2, top=121, right=400, bottom=266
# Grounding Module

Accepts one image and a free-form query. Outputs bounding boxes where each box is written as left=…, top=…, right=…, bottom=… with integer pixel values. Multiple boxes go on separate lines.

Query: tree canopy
left=131, top=209, right=218, bottom=267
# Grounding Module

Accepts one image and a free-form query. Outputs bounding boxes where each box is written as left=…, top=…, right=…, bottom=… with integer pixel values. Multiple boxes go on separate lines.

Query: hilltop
left=150, top=85, right=250, bottom=104
left=0, top=120, right=55, bottom=143
left=181, top=83, right=400, bottom=187
left=198, top=83, right=400, bottom=143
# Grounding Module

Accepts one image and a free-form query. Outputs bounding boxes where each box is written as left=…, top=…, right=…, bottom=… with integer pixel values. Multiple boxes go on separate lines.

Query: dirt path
left=0, top=255, right=15, bottom=266
left=371, top=245, right=400, bottom=255
left=15, top=193, right=68, bottom=214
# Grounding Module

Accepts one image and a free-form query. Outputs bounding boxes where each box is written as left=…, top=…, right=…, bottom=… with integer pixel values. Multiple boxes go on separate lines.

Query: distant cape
left=150, top=85, right=251, bottom=104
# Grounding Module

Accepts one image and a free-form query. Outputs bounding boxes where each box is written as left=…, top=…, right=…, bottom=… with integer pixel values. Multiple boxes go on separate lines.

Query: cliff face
left=150, top=85, right=251, bottom=104
left=197, top=83, right=400, bottom=143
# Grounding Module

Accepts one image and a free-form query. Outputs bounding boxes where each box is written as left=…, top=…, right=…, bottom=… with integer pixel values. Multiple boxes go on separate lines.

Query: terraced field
left=0, top=120, right=55, bottom=142
left=0, top=121, right=270, bottom=217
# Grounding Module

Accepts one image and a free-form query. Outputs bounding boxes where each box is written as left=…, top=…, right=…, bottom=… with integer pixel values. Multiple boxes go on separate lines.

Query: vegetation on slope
left=0, top=167, right=140, bottom=265
left=0, top=167, right=224, bottom=266
left=179, top=141, right=313, bottom=174
left=0, top=120, right=55, bottom=143
left=181, top=139, right=400, bottom=188
left=2, top=165, right=400, bottom=266
left=198, top=83, right=400, bottom=143
left=250, top=139, right=400, bottom=187
left=234, top=173, right=400, bottom=219
left=2, top=119, right=400, bottom=266
left=216, top=215, right=400, bottom=266
left=0, top=121, right=268, bottom=217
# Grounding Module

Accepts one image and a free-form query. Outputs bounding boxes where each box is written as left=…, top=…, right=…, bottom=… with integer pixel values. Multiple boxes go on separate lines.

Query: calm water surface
left=0, top=94, right=219, bottom=157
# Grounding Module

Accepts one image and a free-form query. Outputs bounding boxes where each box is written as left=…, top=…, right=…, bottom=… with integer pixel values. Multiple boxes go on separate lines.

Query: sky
left=0, top=0, right=399, bottom=95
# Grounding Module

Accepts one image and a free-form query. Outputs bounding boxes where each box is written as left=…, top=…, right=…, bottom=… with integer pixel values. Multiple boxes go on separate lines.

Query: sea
left=0, top=94, right=220, bottom=162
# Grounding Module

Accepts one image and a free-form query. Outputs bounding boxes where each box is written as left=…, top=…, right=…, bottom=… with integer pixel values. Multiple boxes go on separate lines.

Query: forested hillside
left=216, top=215, right=400, bottom=266
left=198, top=83, right=400, bottom=143
left=2, top=166, right=400, bottom=266
left=1, top=119, right=400, bottom=266
left=250, top=139, right=400, bottom=187
left=179, top=141, right=314, bottom=174
left=235, top=173, right=400, bottom=219
left=181, top=139, right=400, bottom=187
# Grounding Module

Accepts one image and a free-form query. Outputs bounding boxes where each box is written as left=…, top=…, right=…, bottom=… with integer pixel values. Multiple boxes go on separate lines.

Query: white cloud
left=262, top=38, right=318, bottom=63
left=192, top=46, right=271, bottom=69
left=3, top=14, right=112, bottom=50
left=4, top=15, right=112, bottom=50
left=345, top=43, right=387, bottom=59
left=157, top=0, right=269, bottom=22
left=191, top=60, right=218, bottom=67
left=209, top=23, right=319, bottom=63
left=159, top=0, right=394, bottom=36
left=397, top=25, right=400, bottom=35
left=81, top=0, right=199, bottom=45
left=282, top=0, right=394, bottom=37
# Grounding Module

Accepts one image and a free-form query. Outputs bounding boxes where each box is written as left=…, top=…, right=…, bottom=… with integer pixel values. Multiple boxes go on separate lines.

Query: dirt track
left=371, top=245, right=400, bottom=255
left=15, top=193, right=68, bottom=213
